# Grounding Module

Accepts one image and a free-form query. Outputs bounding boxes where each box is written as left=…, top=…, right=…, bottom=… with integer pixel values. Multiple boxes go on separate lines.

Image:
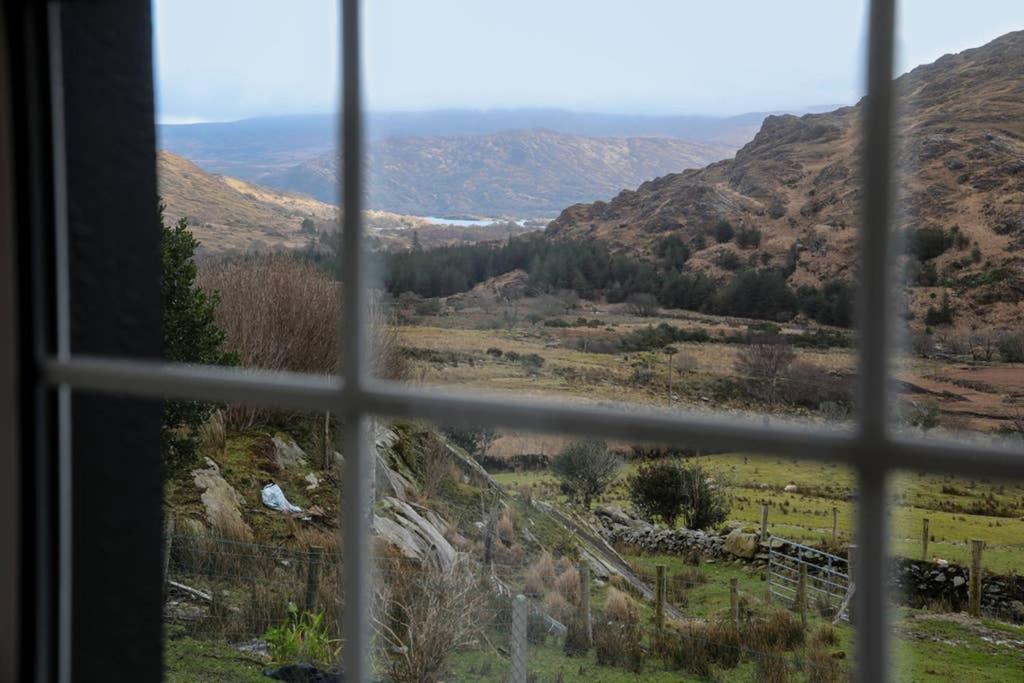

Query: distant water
left=418, top=216, right=529, bottom=227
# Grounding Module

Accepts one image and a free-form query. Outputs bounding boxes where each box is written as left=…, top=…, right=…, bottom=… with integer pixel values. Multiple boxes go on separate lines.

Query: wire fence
left=164, top=531, right=857, bottom=681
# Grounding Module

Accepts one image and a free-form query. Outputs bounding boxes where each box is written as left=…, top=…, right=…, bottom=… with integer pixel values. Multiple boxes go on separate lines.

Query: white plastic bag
left=261, top=483, right=303, bottom=513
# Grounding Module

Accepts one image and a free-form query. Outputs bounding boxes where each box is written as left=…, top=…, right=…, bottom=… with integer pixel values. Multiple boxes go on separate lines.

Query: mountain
left=158, top=108, right=767, bottom=217
left=546, top=31, right=1024, bottom=331
left=260, top=129, right=732, bottom=217
left=158, top=150, right=337, bottom=255
left=157, top=150, right=540, bottom=255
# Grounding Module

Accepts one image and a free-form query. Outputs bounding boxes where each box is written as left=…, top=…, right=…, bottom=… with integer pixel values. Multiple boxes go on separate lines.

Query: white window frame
left=38, top=1, right=1024, bottom=681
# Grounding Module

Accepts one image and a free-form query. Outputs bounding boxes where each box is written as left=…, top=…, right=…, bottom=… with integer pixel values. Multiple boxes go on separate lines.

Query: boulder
left=192, top=458, right=252, bottom=539
left=783, top=484, right=798, bottom=493
left=272, top=436, right=308, bottom=470
left=724, top=528, right=760, bottom=559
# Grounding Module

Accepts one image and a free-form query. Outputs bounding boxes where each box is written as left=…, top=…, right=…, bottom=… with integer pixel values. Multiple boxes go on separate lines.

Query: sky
left=153, top=0, right=1024, bottom=124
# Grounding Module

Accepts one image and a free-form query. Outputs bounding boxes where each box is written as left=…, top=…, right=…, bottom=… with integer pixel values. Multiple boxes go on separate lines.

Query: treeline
left=382, top=234, right=853, bottom=327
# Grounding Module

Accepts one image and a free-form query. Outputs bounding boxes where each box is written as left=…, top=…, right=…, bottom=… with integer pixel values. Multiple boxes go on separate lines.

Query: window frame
left=12, top=0, right=1023, bottom=681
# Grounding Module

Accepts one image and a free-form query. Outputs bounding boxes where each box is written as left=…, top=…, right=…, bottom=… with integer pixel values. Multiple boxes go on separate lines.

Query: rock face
left=546, top=30, right=1024, bottom=332
left=272, top=436, right=308, bottom=470
left=191, top=458, right=252, bottom=539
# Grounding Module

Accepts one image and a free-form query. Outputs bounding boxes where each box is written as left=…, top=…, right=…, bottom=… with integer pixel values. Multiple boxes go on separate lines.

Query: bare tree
left=626, top=292, right=658, bottom=317
left=735, top=335, right=796, bottom=404
left=969, top=330, right=998, bottom=362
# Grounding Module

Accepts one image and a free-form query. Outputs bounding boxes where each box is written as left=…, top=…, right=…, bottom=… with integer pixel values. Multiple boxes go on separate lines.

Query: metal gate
left=767, top=538, right=851, bottom=622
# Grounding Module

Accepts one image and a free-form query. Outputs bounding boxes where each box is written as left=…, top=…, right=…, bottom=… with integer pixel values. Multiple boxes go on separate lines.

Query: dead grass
left=554, top=566, right=581, bottom=605
left=604, top=587, right=639, bottom=624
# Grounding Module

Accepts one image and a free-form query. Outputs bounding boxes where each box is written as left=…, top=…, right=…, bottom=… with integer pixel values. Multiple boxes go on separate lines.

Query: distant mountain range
left=546, top=31, right=1024, bottom=331
left=158, top=108, right=774, bottom=217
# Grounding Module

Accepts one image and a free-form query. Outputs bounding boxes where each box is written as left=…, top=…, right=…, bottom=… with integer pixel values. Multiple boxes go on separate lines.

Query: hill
left=260, top=129, right=731, bottom=217
left=546, top=31, right=1024, bottom=331
left=157, top=150, right=538, bottom=255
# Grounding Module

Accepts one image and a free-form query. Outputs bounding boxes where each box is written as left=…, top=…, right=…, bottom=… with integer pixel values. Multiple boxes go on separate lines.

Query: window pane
left=892, top=3, right=1024, bottom=446
left=367, top=419, right=861, bottom=680
left=363, top=1, right=868, bottom=431
left=162, top=405, right=343, bottom=678
left=154, top=0, right=344, bottom=375
left=891, top=468, right=1024, bottom=681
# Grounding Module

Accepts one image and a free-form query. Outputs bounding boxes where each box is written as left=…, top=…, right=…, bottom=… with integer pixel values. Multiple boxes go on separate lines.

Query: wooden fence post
left=831, top=507, right=838, bottom=545
left=655, top=564, right=666, bottom=634
left=730, top=578, right=739, bottom=626
left=797, top=563, right=808, bottom=628
left=511, top=594, right=528, bottom=683
left=162, top=517, right=175, bottom=597
left=761, top=504, right=770, bottom=541
left=579, top=562, right=593, bottom=647
left=305, top=546, right=323, bottom=613
left=969, top=539, right=984, bottom=617
left=922, top=518, right=930, bottom=561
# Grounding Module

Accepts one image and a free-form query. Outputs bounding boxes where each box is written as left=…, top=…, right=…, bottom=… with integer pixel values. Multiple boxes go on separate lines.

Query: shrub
left=264, top=603, right=340, bottom=665
left=603, top=587, right=639, bottom=624
left=372, top=558, right=484, bottom=683
left=629, top=461, right=730, bottom=530
left=440, top=425, right=496, bottom=460
left=542, top=591, right=571, bottom=623
left=755, top=649, right=792, bottom=683
left=900, top=400, right=941, bottom=430
left=554, top=566, right=581, bottom=605
left=715, top=250, right=743, bottom=271
left=519, top=353, right=545, bottom=374
left=626, top=292, right=659, bottom=317
left=496, top=508, right=515, bottom=545
left=746, top=609, right=804, bottom=651
left=904, top=226, right=954, bottom=261
left=715, top=219, right=735, bottom=243
left=735, top=335, right=796, bottom=404
left=593, top=618, right=644, bottom=671
left=923, top=293, right=954, bottom=326
left=999, top=333, right=1024, bottom=362
left=660, top=622, right=712, bottom=676
left=782, top=362, right=848, bottom=408
left=736, top=226, right=763, bottom=248
left=550, top=439, right=622, bottom=509
left=804, top=642, right=842, bottom=683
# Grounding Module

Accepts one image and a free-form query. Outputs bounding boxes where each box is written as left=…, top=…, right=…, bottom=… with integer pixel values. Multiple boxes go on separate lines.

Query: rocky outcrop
left=191, top=457, right=253, bottom=539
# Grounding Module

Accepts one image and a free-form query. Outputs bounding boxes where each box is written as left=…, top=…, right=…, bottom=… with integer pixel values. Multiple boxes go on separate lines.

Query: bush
left=626, top=292, right=659, bottom=317
left=900, top=400, right=941, bottom=430
left=999, top=333, right=1024, bottom=362
left=904, top=226, right=954, bottom=261
left=372, top=558, right=484, bottom=683
left=746, top=609, right=804, bottom=651
left=593, top=618, right=644, bottom=671
left=618, top=323, right=710, bottom=352
left=554, top=566, right=581, bottom=604
left=441, top=425, right=496, bottom=459
left=715, top=250, right=743, bottom=271
left=264, top=603, right=340, bottom=665
left=629, top=461, right=730, bottom=529
left=551, top=439, right=622, bottom=509
left=736, top=226, right=763, bottom=248
left=735, top=335, right=796, bottom=404
left=923, top=292, right=954, bottom=326
left=715, top=219, right=735, bottom=243
left=782, top=362, right=848, bottom=408
left=603, top=587, right=639, bottom=624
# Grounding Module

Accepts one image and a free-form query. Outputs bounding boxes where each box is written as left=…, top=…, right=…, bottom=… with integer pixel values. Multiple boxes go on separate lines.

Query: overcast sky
left=154, top=0, right=1024, bottom=124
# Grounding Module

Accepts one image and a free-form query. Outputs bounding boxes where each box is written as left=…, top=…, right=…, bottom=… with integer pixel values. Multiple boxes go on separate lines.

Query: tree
left=734, top=335, right=796, bottom=404
left=160, top=206, right=235, bottom=474
left=626, top=292, right=658, bottom=317
left=442, top=425, right=496, bottom=460
left=714, top=219, right=735, bottom=243
left=550, top=439, right=621, bottom=510
left=629, top=461, right=729, bottom=530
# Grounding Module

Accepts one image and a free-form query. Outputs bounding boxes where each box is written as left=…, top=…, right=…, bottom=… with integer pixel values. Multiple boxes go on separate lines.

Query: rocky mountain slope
left=158, top=151, right=538, bottom=255
left=261, top=129, right=732, bottom=217
left=547, top=31, right=1024, bottom=331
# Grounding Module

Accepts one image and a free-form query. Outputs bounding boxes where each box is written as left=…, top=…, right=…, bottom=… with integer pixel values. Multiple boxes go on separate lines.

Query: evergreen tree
left=160, top=205, right=235, bottom=474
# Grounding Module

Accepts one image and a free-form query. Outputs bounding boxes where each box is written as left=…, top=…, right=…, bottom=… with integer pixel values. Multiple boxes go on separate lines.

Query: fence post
left=797, top=563, right=808, bottom=629
left=579, top=562, right=593, bottom=647
left=511, top=594, right=528, bottom=683
left=761, top=504, right=769, bottom=541
left=922, top=518, right=930, bottom=561
left=655, top=564, right=666, bottom=634
left=162, top=516, right=175, bottom=597
left=305, top=546, right=323, bottom=613
left=969, top=539, right=984, bottom=617
left=322, top=410, right=331, bottom=469
left=730, top=578, right=739, bottom=626
left=831, top=507, right=838, bottom=545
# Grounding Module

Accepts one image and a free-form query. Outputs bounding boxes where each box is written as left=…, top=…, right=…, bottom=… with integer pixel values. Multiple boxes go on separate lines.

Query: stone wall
left=594, top=506, right=1024, bottom=622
